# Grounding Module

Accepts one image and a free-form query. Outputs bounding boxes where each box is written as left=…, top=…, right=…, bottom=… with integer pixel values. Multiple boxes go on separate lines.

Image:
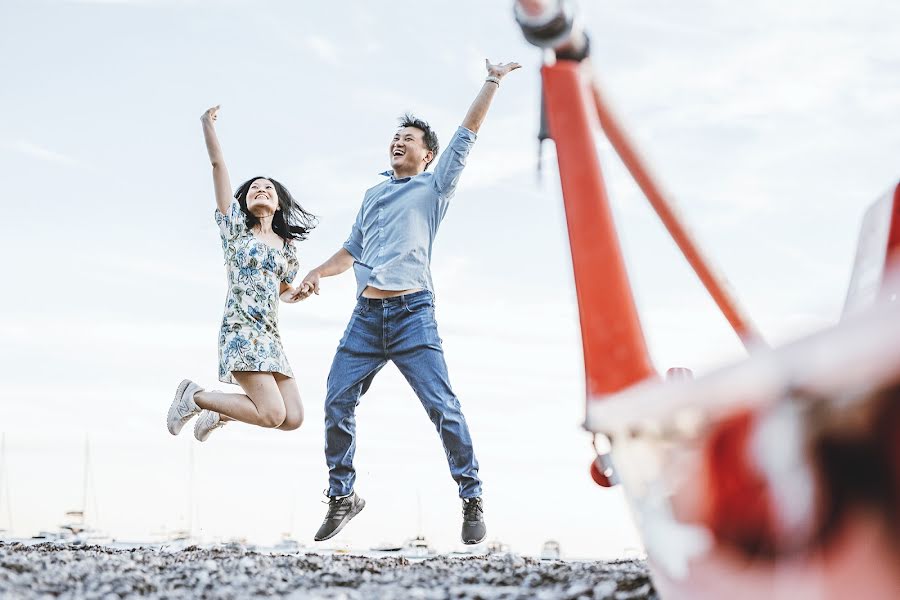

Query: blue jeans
left=324, top=290, right=482, bottom=499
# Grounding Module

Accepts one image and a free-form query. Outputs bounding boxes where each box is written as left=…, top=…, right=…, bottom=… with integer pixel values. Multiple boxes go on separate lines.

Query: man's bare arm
left=296, top=248, right=356, bottom=298
left=461, top=59, right=522, bottom=133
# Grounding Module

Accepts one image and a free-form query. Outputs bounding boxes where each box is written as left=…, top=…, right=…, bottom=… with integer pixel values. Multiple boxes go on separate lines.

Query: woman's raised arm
left=201, top=105, right=233, bottom=214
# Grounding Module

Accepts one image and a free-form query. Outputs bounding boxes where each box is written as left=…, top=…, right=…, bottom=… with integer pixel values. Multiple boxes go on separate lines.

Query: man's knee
left=419, top=389, right=462, bottom=414
left=325, top=384, right=363, bottom=414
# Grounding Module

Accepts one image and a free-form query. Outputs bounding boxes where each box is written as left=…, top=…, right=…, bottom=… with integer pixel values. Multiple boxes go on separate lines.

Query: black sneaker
left=461, top=497, right=486, bottom=544
left=314, top=491, right=366, bottom=542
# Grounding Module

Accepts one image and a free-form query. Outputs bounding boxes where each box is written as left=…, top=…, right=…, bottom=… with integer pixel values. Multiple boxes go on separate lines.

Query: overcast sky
left=1, top=0, right=898, bottom=558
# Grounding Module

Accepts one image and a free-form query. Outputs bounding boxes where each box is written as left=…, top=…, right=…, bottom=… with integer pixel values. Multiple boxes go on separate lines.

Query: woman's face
left=245, top=178, right=279, bottom=216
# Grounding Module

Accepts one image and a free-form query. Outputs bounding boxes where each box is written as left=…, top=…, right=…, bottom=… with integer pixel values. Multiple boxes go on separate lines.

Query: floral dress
left=215, top=199, right=299, bottom=385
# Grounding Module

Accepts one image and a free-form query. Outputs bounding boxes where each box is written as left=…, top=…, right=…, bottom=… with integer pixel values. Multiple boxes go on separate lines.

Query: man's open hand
left=486, top=59, right=522, bottom=80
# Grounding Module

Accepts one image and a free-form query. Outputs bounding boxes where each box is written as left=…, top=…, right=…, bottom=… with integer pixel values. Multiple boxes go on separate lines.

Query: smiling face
left=389, top=126, right=434, bottom=176
left=245, top=178, right=279, bottom=216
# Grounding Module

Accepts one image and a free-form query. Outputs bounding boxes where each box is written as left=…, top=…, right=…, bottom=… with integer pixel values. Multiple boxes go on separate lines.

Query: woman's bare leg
left=194, top=372, right=286, bottom=428
left=274, top=374, right=304, bottom=431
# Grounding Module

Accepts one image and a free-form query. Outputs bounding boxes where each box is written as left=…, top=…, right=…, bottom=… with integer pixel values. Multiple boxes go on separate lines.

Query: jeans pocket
left=404, top=297, right=433, bottom=314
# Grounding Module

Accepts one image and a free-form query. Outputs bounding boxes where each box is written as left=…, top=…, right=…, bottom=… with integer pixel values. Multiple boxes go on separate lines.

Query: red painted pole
left=884, top=184, right=900, bottom=274
left=588, top=79, right=766, bottom=350
left=542, top=61, right=657, bottom=398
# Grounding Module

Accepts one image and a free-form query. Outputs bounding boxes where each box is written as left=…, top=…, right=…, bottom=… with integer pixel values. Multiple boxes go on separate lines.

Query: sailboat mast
left=187, top=441, right=194, bottom=539
left=1, top=433, right=11, bottom=532
left=82, top=436, right=90, bottom=527
left=416, top=490, right=423, bottom=537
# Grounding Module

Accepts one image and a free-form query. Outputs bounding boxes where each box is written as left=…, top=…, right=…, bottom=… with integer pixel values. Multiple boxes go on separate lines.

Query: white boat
left=149, top=528, right=194, bottom=552
left=370, top=541, right=403, bottom=552
left=270, top=534, right=304, bottom=554
left=449, top=544, right=486, bottom=556
left=540, top=540, right=561, bottom=560
left=400, top=535, right=435, bottom=558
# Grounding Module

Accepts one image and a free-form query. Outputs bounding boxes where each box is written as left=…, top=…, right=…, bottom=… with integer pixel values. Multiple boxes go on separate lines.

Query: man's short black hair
left=399, top=113, right=440, bottom=170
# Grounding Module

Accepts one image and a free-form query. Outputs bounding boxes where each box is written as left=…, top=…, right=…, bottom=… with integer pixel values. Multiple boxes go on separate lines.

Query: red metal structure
left=514, top=1, right=900, bottom=598
left=540, top=61, right=655, bottom=398
left=586, top=82, right=765, bottom=351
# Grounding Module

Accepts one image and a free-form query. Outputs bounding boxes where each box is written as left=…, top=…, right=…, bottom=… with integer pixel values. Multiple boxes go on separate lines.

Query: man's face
left=389, top=126, right=433, bottom=174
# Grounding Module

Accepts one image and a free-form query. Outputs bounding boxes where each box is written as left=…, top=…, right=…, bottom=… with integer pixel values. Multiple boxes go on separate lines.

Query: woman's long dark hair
left=234, top=176, right=318, bottom=241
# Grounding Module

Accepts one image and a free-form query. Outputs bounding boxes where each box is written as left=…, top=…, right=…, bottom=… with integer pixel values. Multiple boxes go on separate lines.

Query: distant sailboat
left=274, top=463, right=304, bottom=553
left=155, top=439, right=195, bottom=549
left=71, top=437, right=106, bottom=544
left=401, top=535, right=435, bottom=558
left=398, top=491, right=436, bottom=557
left=33, top=436, right=107, bottom=545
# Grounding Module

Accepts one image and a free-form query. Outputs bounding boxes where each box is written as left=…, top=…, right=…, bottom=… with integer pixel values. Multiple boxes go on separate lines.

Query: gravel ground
left=0, top=542, right=657, bottom=599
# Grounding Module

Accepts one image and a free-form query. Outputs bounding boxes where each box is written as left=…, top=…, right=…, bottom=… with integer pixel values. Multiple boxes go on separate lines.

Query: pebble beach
left=0, top=542, right=657, bottom=599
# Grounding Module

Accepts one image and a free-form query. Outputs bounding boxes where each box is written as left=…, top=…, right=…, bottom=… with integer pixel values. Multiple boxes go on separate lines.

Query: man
left=297, top=59, right=521, bottom=544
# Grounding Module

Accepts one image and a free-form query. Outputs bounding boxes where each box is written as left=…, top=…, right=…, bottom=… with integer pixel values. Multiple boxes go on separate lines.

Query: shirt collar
left=380, top=170, right=412, bottom=182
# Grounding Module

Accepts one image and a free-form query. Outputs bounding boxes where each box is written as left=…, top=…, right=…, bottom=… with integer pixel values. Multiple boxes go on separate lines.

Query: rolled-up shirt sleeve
left=432, top=126, right=477, bottom=199
left=342, top=205, right=364, bottom=260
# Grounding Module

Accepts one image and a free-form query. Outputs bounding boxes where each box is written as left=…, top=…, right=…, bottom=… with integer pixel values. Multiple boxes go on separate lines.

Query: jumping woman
left=167, top=105, right=317, bottom=442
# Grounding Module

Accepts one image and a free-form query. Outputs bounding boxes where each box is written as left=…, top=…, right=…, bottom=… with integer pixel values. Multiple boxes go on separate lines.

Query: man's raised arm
left=432, top=59, right=522, bottom=198
left=461, top=59, right=521, bottom=133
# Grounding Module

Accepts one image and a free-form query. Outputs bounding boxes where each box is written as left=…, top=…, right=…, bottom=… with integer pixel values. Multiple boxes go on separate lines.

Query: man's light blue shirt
left=343, top=126, right=477, bottom=298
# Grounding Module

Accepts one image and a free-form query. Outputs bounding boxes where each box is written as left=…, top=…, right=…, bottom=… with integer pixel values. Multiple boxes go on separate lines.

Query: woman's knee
left=258, top=403, right=287, bottom=428
left=280, top=411, right=304, bottom=431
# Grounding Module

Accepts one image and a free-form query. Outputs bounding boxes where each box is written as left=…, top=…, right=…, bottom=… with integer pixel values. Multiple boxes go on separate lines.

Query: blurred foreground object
left=515, top=1, right=900, bottom=597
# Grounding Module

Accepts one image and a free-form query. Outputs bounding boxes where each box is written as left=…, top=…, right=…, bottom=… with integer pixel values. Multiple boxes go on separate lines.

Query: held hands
left=280, top=270, right=321, bottom=303
left=201, top=105, right=220, bottom=125
left=485, top=59, right=522, bottom=80
left=280, top=287, right=303, bottom=304
left=299, top=271, right=321, bottom=298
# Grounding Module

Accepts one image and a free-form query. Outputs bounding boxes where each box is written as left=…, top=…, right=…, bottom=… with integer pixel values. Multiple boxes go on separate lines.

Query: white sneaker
left=167, top=379, right=203, bottom=435
left=194, top=409, right=226, bottom=442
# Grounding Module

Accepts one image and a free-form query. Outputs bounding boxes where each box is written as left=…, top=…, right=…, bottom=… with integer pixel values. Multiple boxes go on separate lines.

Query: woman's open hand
left=201, top=105, right=220, bottom=124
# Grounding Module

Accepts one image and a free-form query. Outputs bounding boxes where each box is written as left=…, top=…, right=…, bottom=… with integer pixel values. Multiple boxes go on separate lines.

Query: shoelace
left=320, top=490, right=353, bottom=518
left=463, top=498, right=483, bottom=521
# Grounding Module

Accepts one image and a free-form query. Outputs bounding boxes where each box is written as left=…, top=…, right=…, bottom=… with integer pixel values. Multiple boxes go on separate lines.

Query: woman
left=167, top=105, right=317, bottom=441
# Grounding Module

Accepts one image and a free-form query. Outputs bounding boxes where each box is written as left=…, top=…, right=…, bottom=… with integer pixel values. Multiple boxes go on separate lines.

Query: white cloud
left=4, top=140, right=84, bottom=168
left=305, top=35, right=340, bottom=66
